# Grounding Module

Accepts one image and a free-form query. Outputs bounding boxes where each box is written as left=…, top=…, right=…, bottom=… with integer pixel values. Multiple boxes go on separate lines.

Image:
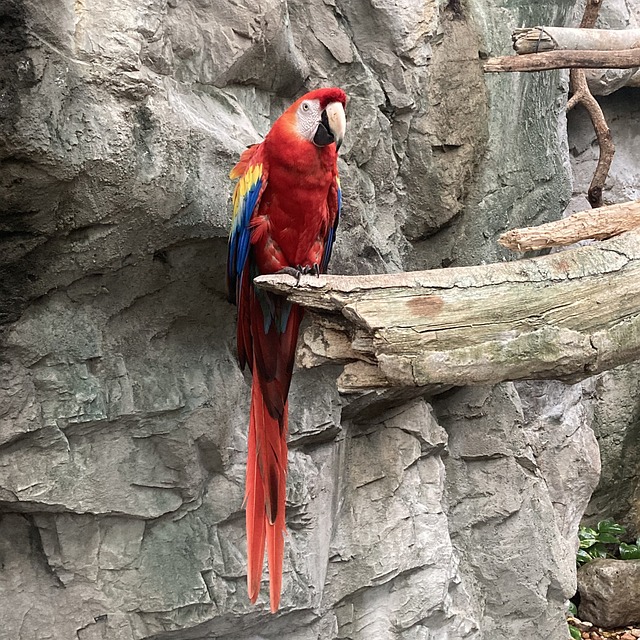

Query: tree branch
left=256, top=229, right=640, bottom=392
left=567, top=68, right=615, bottom=207
left=569, top=0, right=612, bottom=208
left=498, top=200, right=640, bottom=251
left=512, top=27, right=640, bottom=54
left=483, top=48, right=640, bottom=73
left=580, top=0, right=603, bottom=28
left=487, top=1, right=618, bottom=207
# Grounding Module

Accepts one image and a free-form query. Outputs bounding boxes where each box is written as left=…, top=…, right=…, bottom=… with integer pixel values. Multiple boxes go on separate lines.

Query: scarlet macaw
left=227, top=88, right=347, bottom=611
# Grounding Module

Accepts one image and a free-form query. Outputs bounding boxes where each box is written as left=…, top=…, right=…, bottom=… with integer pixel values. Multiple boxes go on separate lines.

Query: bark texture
left=578, top=0, right=640, bottom=94
left=484, top=48, right=640, bottom=73
left=512, top=27, right=640, bottom=53
left=499, top=199, right=640, bottom=251
left=258, top=228, right=640, bottom=389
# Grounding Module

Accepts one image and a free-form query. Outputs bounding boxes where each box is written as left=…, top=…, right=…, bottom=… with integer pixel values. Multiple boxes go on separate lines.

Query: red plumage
left=228, top=88, right=346, bottom=611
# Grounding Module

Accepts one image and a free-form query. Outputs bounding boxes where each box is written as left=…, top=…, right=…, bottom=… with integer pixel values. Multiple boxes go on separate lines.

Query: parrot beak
left=313, top=102, right=346, bottom=150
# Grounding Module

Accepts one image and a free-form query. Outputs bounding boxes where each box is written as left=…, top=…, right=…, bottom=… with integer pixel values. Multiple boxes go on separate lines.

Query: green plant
left=577, top=519, right=640, bottom=566
left=577, top=519, right=625, bottom=565
left=569, top=520, right=640, bottom=638
left=619, top=540, right=640, bottom=560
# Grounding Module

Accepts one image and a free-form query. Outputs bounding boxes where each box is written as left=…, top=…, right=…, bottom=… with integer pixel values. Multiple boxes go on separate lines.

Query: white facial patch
left=296, top=99, right=322, bottom=142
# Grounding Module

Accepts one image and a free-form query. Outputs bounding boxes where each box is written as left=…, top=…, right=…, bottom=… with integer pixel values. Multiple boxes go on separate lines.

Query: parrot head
left=276, top=87, right=347, bottom=151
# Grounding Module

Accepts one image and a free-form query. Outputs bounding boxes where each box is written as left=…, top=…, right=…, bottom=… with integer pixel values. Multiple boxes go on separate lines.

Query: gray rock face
left=436, top=383, right=597, bottom=640
left=578, top=559, right=640, bottom=628
left=584, top=361, right=640, bottom=532
left=0, top=0, right=607, bottom=638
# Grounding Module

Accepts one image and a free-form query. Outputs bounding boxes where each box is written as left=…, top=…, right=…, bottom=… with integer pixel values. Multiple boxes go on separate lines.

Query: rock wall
left=0, top=0, right=611, bottom=639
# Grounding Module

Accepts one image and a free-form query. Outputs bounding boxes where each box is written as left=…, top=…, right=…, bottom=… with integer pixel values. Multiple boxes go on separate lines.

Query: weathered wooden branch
left=255, top=229, right=640, bottom=393
left=568, top=0, right=612, bottom=208
left=499, top=200, right=640, bottom=251
left=510, top=26, right=640, bottom=93
left=512, top=27, right=640, bottom=54
left=567, top=65, right=614, bottom=208
left=483, top=48, right=640, bottom=73
left=580, top=0, right=604, bottom=28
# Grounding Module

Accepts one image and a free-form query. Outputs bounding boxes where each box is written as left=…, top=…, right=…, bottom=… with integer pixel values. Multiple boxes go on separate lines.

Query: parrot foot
left=277, top=266, right=304, bottom=283
left=277, top=264, right=321, bottom=283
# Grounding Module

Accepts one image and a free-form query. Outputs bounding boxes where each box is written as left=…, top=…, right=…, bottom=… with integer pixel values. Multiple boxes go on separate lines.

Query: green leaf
left=579, top=537, right=597, bottom=547
left=579, top=527, right=597, bottom=539
left=569, top=624, right=582, bottom=639
left=597, top=518, right=612, bottom=525
left=597, top=532, right=622, bottom=544
left=592, top=543, right=610, bottom=558
left=619, top=543, right=640, bottom=560
left=597, top=520, right=626, bottom=536
left=577, top=549, right=592, bottom=565
left=568, top=601, right=578, bottom=616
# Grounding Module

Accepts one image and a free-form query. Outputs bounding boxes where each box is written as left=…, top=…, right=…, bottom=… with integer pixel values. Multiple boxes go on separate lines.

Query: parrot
left=227, top=87, right=347, bottom=612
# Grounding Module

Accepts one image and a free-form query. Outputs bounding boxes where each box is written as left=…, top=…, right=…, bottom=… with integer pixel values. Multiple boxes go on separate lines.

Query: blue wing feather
left=227, top=158, right=265, bottom=304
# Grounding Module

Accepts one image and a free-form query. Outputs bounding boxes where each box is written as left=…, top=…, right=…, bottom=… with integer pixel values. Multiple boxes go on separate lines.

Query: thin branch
left=512, top=27, right=640, bottom=54
left=568, top=68, right=614, bottom=207
left=569, top=0, right=612, bottom=208
left=499, top=199, right=640, bottom=252
left=483, top=48, right=640, bottom=73
left=581, top=0, right=603, bottom=28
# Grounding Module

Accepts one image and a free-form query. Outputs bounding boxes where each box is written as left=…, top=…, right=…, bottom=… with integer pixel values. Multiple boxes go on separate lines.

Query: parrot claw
left=277, top=264, right=320, bottom=284
left=297, top=264, right=322, bottom=278
left=277, top=266, right=303, bottom=283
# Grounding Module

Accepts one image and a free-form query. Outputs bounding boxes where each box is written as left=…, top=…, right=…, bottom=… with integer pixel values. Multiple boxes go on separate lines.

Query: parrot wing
left=228, top=143, right=292, bottom=611
left=227, top=143, right=267, bottom=306
left=320, top=173, right=342, bottom=274
left=227, top=144, right=268, bottom=371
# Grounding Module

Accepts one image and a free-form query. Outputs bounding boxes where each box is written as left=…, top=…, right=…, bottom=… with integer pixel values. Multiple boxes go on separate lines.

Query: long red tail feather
left=245, top=394, right=266, bottom=603
left=246, top=363, right=289, bottom=612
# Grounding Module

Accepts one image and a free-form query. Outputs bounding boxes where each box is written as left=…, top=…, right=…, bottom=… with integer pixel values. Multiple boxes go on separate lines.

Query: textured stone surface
left=517, top=380, right=601, bottom=542
left=436, top=383, right=599, bottom=640
left=578, top=559, right=640, bottom=628
left=0, top=0, right=610, bottom=638
left=583, top=361, right=640, bottom=532
left=411, top=0, right=575, bottom=271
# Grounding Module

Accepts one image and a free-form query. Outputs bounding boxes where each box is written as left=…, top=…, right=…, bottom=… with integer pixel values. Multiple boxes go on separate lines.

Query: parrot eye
left=296, top=98, right=322, bottom=142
